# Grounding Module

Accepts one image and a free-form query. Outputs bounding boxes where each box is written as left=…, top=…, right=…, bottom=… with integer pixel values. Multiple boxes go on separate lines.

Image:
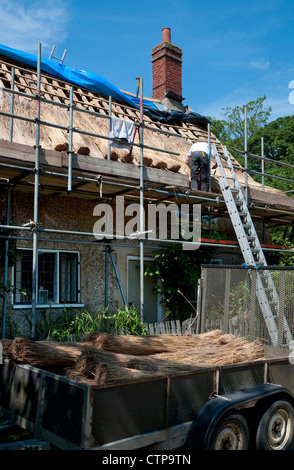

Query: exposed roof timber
left=0, top=56, right=293, bottom=220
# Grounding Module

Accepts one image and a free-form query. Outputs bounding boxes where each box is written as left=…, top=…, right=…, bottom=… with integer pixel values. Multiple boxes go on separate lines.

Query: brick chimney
left=151, top=27, right=184, bottom=110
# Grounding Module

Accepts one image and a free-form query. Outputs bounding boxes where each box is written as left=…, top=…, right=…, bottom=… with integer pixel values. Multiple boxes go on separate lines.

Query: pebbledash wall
left=0, top=186, right=248, bottom=337
left=0, top=190, right=134, bottom=336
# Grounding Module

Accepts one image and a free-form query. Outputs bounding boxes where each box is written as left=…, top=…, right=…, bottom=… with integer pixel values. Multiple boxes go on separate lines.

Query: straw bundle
left=54, top=143, right=68, bottom=152
left=0, top=339, right=13, bottom=359
left=121, top=153, right=134, bottom=163
left=153, top=161, right=168, bottom=170
left=169, top=164, right=181, bottom=173
left=65, top=369, right=98, bottom=385
left=66, top=363, right=151, bottom=385
left=5, top=331, right=265, bottom=387
left=70, top=349, right=156, bottom=385
left=66, top=346, right=196, bottom=385
left=10, top=337, right=84, bottom=367
left=77, top=146, right=90, bottom=155
left=74, top=348, right=128, bottom=375
left=148, top=331, right=264, bottom=367
left=83, top=332, right=170, bottom=355
left=143, top=156, right=153, bottom=167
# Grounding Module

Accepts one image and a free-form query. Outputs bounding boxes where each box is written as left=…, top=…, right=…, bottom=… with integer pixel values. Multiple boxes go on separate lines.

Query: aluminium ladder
left=212, top=144, right=292, bottom=347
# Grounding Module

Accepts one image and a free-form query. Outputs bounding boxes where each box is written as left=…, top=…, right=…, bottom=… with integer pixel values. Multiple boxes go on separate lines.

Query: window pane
left=60, top=253, right=78, bottom=303
left=14, top=250, right=79, bottom=305
left=14, top=250, right=33, bottom=303
left=38, top=252, right=57, bottom=303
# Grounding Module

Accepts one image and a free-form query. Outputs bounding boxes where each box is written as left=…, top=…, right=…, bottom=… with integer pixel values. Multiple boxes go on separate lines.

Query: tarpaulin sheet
left=0, top=43, right=210, bottom=127
left=0, top=43, right=138, bottom=109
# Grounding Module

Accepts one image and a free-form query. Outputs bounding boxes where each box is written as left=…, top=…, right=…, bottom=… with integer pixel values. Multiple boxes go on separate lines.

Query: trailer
left=1, top=348, right=294, bottom=451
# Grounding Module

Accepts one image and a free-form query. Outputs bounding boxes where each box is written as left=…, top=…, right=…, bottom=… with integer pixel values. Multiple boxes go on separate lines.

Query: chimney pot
left=151, top=28, right=183, bottom=110
left=162, top=27, right=171, bottom=43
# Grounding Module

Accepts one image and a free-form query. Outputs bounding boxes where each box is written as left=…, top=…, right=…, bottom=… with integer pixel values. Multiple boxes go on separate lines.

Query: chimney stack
left=151, top=28, right=184, bottom=110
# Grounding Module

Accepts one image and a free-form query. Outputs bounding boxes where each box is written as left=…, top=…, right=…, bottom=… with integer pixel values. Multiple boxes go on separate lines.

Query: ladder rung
left=243, top=224, right=251, bottom=228
left=238, top=212, right=248, bottom=217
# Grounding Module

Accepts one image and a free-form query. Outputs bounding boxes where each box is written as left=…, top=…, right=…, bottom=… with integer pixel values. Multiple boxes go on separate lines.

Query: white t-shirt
left=188, top=142, right=216, bottom=158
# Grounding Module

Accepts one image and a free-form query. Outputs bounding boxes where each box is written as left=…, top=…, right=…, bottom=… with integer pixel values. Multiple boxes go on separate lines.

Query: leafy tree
left=248, top=115, right=294, bottom=193
left=145, top=244, right=211, bottom=321
left=209, top=96, right=272, bottom=159
left=209, top=98, right=294, bottom=194
left=209, top=97, right=294, bottom=265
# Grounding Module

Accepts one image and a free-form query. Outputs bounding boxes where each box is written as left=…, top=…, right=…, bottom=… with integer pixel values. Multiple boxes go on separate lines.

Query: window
left=13, top=249, right=80, bottom=306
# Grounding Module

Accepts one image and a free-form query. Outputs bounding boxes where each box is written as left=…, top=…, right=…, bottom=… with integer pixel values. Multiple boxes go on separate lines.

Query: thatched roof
left=0, top=55, right=286, bottom=197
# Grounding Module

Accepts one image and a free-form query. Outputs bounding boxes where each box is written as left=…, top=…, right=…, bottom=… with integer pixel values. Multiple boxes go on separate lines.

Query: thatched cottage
left=0, top=28, right=293, bottom=337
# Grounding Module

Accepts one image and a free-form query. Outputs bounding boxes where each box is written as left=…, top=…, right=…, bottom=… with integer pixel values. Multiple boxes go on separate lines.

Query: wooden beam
left=0, top=140, right=189, bottom=188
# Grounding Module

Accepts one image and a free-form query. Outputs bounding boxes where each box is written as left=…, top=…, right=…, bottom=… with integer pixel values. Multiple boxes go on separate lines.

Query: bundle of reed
left=10, top=337, right=85, bottom=367
left=71, top=350, right=156, bottom=385
left=108, top=151, right=119, bottom=161
left=148, top=333, right=264, bottom=367
left=153, top=161, right=168, bottom=170
left=66, top=363, right=153, bottom=385
left=77, top=146, right=90, bottom=155
left=169, top=164, right=181, bottom=173
left=0, top=339, right=13, bottom=359
left=121, top=153, right=134, bottom=163
left=74, top=349, right=124, bottom=376
left=65, top=369, right=98, bottom=386
left=127, top=356, right=197, bottom=374
left=54, top=142, right=68, bottom=152
left=143, top=156, right=153, bottom=166
left=68, top=347, right=196, bottom=385
left=95, top=363, right=152, bottom=384
left=84, top=333, right=170, bottom=355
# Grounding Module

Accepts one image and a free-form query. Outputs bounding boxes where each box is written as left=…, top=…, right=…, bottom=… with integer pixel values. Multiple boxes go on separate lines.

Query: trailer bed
left=1, top=351, right=294, bottom=450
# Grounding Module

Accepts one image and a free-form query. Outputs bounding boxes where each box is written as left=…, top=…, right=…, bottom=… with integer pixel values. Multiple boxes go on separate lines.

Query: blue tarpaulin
left=0, top=43, right=210, bottom=127
left=0, top=43, right=139, bottom=109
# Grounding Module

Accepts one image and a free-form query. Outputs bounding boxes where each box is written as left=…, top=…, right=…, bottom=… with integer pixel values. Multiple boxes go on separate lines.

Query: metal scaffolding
left=0, top=43, right=294, bottom=338
left=0, top=43, right=208, bottom=337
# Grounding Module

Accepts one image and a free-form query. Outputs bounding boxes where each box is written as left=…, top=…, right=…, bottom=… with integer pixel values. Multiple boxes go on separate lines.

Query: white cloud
left=0, top=0, right=70, bottom=54
left=249, top=60, right=270, bottom=70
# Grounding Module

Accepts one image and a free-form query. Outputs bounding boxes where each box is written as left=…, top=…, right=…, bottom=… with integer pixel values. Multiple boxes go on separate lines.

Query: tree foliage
left=145, top=244, right=210, bottom=321
left=209, top=96, right=272, bottom=158
left=209, top=96, right=294, bottom=264
left=209, top=96, right=294, bottom=193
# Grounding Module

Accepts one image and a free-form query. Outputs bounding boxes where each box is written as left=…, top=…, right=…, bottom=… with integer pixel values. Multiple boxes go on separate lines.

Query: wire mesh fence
left=199, top=265, right=294, bottom=349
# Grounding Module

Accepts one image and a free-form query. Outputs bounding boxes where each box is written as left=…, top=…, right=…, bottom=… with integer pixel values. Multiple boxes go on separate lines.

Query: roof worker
left=185, top=138, right=217, bottom=191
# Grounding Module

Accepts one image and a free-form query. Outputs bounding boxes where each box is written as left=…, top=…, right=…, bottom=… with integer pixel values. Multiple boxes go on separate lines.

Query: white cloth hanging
left=109, top=116, right=135, bottom=150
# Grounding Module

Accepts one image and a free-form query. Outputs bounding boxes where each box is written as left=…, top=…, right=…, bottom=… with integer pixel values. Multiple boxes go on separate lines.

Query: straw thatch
left=68, top=349, right=155, bottom=385
left=9, top=337, right=84, bottom=367
left=0, top=58, right=285, bottom=196
left=83, top=332, right=170, bottom=355
left=0, top=339, right=13, bottom=359
left=148, top=331, right=265, bottom=367
left=2, top=331, right=265, bottom=386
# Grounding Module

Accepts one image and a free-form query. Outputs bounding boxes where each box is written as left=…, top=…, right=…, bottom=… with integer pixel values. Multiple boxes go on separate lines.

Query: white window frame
left=12, top=248, right=83, bottom=309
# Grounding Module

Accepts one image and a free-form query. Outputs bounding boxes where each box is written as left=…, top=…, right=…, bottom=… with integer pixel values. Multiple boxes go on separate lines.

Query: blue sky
left=1, top=0, right=294, bottom=122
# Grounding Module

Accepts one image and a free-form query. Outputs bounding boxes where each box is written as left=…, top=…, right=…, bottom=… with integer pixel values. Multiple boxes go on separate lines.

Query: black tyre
left=255, top=399, right=294, bottom=450
left=205, top=412, right=250, bottom=450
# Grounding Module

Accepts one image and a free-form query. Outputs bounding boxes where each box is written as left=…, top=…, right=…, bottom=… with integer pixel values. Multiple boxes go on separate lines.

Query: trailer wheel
left=255, top=399, right=294, bottom=450
left=205, top=412, right=250, bottom=450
